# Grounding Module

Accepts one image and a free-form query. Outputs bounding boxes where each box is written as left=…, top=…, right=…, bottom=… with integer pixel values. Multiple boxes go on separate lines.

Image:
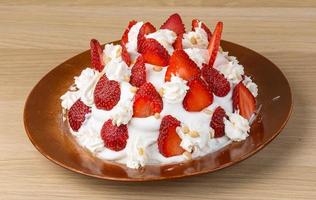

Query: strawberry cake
left=60, top=13, right=258, bottom=169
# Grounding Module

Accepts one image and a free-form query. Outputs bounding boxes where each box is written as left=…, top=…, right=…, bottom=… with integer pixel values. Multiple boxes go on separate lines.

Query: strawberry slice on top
left=133, top=82, right=163, bottom=118
left=158, top=115, right=184, bottom=157
left=183, top=78, right=214, bottom=112
left=192, top=19, right=212, bottom=41
left=90, top=39, right=104, bottom=72
left=233, top=82, right=256, bottom=120
left=208, top=21, right=223, bottom=67
left=94, top=75, right=121, bottom=111
left=130, top=55, right=147, bottom=87
left=210, top=106, right=227, bottom=138
left=121, top=20, right=137, bottom=47
left=160, top=13, right=185, bottom=35
left=138, top=38, right=170, bottom=66
left=165, top=49, right=201, bottom=82
left=68, top=99, right=91, bottom=132
left=137, top=22, right=157, bottom=52
left=201, top=63, right=230, bottom=97
left=121, top=44, right=131, bottom=66
left=101, top=119, right=128, bottom=151
left=173, top=33, right=183, bottom=50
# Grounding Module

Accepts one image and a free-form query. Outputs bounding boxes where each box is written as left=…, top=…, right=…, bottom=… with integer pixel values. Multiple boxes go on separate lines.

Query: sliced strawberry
left=173, top=33, right=183, bottom=50
left=192, top=19, right=212, bottom=41
left=121, top=20, right=137, bottom=46
left=94, top=75, right=120, bottom=110
left=208, top=21, right=223, bottom=67
left=137, top=22, right=156, bottom=52
left=183, top=78, right=213, bottom=112
left=130, top=55, right=146, bottom=87
left=210, top=106, right=227, bottom=138
left=138, top=38, right=170, bottom=66
left=201, top=63, right=230, bottom=97
left=158, top=115, right=184, bottom=157
left=101, top=119, right=128, bottom=151
left=133, top=82, right=163, bottom=118
left=233, top=82, right=256, bottom=120
left=68, top=99, right=91, bottom=132
left=165, top=49, right=200, bottom=81
left=121, top=44, right=131, bottom=66
left=90, top=39, right=104, bottom=72
left=160, top=13, right=185, bottom=35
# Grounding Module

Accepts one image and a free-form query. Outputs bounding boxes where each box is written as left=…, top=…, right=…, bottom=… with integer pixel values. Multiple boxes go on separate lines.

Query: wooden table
left=1, top=1, right=315, bottom=199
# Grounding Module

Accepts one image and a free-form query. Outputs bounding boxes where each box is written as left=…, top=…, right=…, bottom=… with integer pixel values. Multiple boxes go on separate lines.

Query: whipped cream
left=126, top=22, right=143, bottom=61
left=162, top=75, right=189, bottom=104
left=184, top=48, right=210, bottom=68
left=215, top=59, right=244, bottom=84
left=60, top=91, right=80, bottom=110
left=146, top=29, right=177, bottom=55
left=243, top=76, right=258, bottom=97
left=105, top=59, right=130, bottom=82
left=182, top=23, right=209, bottom=49
left=103, top=43, right=122, bottom=64
left=224, top=112, right=250, bottom=141
left=110, top=101, right=133, bottom=126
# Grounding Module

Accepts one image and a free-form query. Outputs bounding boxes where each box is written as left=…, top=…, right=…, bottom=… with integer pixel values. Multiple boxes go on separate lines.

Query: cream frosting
left=103, top=43, right=122, bottom=64
left=162, top=75, right=189, bottom=104
left=243, top=75, right=258, bottom=97
left=224, top=112, right=250, bottom=141
left=184, top=48, right=210, bottom=68
left=126, top=22, right=143, bottom=61
left=182, top=23, right=209, bottom=49
left=215, top=60, right=244, bottom=84
left=146, top=29, right=177, bottom=55
left=104, top=59, right=130, bottom=82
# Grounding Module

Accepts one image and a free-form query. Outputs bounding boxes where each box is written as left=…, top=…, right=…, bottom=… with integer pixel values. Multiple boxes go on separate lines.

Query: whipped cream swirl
left=184, top=48, right=210, bottom=68
left=182, top=22, right=209, bottom=49
left=224, top=112, right=250, bottom=141
left=162, top=75, right=189, bottom=104
left=243, top=76, right=258, bottom=97
left=215, top=60, right=244, bottom=84
left=110, top=101, right=133, bottom=126
left=103, top=44, right=122, bottom=64
left=146, top=29, right=177, bottom=55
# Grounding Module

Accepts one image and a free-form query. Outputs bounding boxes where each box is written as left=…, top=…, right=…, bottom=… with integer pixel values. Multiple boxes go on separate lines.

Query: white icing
left=104, top=59, right=130, bottom=82
left=126, top=22, right=143, bottom=62
left=184, top=48, right=210, bottom=68
left=60, top=91, right=80, bottom=110
left=182, top=23, right=209, bottom=49
left=103, top=43, right=122, bottom=64
left=215, top=59, right=244, bottom=84
left=243, top=76, right=258, bottom=97
left=224, top=112, right=250, bottom=141
left=146, top=29, right=177, bottom=55
left=162, top=75, right=189, bottom=104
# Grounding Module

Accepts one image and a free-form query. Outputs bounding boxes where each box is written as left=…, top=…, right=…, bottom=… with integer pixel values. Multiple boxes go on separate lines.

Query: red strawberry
left=94, top=75, right=120, bottom=110
left=183, top=78, right=214, bottom=112
left=165, top=50, right=200, bottom=81
left=201, top=63, right=230, bottom=97
left=210, top=106, right=227, bottom=138
left=158, top=115, right=184, bottom=157
left=130, top=55, right=146, bottom=87
left=233, top=82, right=256, bottom=120
left=100, top=119, right=128, bottom=151
left=160, top=13, right=185, bottom=35
left=173, top=33, right=183, bottom=50
left=121, top=20, right=137, bottom=46
left=208, top=22, right=223, bottom=67
left=68, top=99, right=91, bottom=132
left=137, top=22, right=156, bottom=51
left=192, top=19, right=212, bottom=41
left=138, top=38, right=170, bottom=66
left=90, top=39, right=104, bottom=72
left=121, top=44, right=131, bottom=66
left=133, top=82, right=163, bottom=118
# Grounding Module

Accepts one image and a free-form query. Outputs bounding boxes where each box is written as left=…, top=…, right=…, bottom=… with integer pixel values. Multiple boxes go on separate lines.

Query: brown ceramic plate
left=24, top=40, right=292, bottom=181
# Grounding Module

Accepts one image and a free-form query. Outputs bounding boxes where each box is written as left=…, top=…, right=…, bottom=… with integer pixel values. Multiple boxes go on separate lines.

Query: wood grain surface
left=0, top=1, right=315, bottom=199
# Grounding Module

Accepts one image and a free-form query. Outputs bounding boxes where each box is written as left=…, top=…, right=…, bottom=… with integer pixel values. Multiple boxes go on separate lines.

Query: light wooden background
left=0, top=0, right=315, bottom=199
